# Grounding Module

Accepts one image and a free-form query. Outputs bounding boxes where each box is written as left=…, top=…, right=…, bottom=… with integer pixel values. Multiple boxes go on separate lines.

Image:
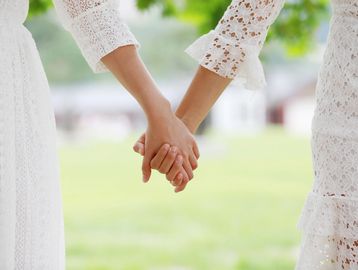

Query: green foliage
left=267, top=0, right=330, bottom=55
left=136, top=0, right=330, bottom=55
left=28, top=0, right=52, bottom=18
left=29, top=0, right=330, bottom=55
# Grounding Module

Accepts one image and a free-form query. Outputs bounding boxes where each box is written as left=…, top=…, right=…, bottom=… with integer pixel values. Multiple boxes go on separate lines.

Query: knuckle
left=169, top=150, right=177, bottom=158
left=163, top=143, right=170, bottom=150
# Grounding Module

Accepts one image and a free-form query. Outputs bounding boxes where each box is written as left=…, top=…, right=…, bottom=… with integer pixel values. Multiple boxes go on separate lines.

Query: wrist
left=176, top=112, right=198, bottom=134
left=146, top=98, right=174, bottom=124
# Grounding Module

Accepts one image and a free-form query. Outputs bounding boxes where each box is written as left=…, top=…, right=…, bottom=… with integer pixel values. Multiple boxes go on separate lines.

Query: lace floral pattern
left=296, top=0, right=358, bottom=269
left=186, top=0, right=285, bottom=90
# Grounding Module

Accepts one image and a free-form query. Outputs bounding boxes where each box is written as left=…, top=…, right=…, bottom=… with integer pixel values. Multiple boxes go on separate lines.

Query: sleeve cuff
left=185, top=30, right=266, bottom=90
left=66, top=2, right=140, bottom=73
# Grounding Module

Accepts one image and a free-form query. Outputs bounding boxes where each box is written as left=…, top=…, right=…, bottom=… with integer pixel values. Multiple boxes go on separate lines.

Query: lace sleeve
left=185, top=0, right=285, bottom=90
left=52, top=0, right=140, bottom=73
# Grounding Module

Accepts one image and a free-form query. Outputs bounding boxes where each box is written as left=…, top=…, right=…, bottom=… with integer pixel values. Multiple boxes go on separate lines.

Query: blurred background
left=27, top=0, right=330, bottom=269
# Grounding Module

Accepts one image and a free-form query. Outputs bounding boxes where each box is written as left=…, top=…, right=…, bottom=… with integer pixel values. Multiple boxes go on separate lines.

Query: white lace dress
left=186, top=0, right=358, bottom=269
left=0, top=0, right=138, bottom=269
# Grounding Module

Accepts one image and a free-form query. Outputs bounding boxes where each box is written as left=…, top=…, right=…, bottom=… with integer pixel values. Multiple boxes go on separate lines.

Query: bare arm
left=53, top=0, right=198, bottom=190
left=133, top=0, right=285, bottom=189
left=102, top=45, right=197, bottom=185
left=176, top=0, right=285, bottom=131
left=175, top=66, right=232, bottom=134
left=102, top=45, right=171, bottom=122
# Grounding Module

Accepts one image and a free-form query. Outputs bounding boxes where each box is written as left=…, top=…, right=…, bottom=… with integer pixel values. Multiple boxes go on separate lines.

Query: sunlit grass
left=60, top=127, right=313, bottom=270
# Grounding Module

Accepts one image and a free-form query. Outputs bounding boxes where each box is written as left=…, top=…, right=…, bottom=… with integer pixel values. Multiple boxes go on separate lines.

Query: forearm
left=102, top=45, right=171, bottom=122
left=176, top=66, right=231, bottom=133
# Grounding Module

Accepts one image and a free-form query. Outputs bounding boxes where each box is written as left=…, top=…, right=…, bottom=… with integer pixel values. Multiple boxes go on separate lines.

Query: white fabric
left=186, top=0, right=285, bottom=90
left=0, top=0, right=138, bottom=269
left=187, top=0, right=358, bottom=268
left=52, top=0, right=139, bottom=72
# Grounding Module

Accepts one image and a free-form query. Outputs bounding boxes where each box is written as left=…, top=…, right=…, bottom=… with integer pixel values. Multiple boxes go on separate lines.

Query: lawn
left=60, top=127, right=313, bottom=270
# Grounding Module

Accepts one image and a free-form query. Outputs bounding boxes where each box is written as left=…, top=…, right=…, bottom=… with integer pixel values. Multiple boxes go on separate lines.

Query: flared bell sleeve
left=185, top=0, right=285, bottom=90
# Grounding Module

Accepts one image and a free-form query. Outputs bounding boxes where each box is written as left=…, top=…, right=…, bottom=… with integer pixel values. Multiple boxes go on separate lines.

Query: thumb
left=142, top=150, right=153, bottom=183
left=133, top=133, right=146, bottom=156
left=133, top=142, right=145, bottom=156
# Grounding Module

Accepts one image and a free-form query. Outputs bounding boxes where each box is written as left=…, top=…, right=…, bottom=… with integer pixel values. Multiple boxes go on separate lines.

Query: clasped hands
left=133, top=101, right=199, bottom=193
left=101, top=46, right=228, bottom=192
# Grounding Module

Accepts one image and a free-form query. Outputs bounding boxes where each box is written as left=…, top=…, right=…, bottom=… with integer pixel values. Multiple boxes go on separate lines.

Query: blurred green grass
left=60, top=127, right=313, bottom=270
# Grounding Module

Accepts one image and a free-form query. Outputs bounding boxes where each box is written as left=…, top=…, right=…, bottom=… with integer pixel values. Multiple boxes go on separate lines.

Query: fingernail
left=142, top=175, right=147, bottom=182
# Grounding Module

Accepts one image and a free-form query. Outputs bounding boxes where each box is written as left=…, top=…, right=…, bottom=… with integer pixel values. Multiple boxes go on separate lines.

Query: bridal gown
left=186, top=0, right=358, bottom=269
left=0, top=0, right=138, bottom=268
left=0, top=0, right=357, bottom=269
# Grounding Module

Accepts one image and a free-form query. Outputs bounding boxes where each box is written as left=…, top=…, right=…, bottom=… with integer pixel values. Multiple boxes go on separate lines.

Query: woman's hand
left=134, top=140, right=199, bottom=193
left=140, top=106, right=199, bottom=191
left=134, top=117, right=200, bottom=193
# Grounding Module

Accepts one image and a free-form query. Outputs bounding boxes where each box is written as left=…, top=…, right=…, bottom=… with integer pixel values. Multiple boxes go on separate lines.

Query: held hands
left=133, top=113, right=199, bottom=193
left=102, top=46, right=222, bottom=193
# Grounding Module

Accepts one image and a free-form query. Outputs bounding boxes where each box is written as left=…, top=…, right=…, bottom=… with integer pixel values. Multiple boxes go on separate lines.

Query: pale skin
left=133, top=65, right=232, bottom=191
left=101, top=45, right=199, bottom=189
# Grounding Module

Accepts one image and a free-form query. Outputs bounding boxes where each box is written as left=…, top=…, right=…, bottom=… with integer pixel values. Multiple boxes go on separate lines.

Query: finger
left=171, top=168, right=188, bottom=186
left=183, top=160, right=194, bottom=180
left=189, top=154, right=198, bottom=170
left=193, top=142, right=200, bottom=160
left=158, top=146, right=178, bottom=174
left=175, top=178, right=189, bottom=193
left=169, top=168, right=189, bottom=188
left=170, top=173, right=183, bottom=187
left=150, top=144, right=170, bottom=170
left=166, top=155, right=183, bottom=182
left=142, top=150, right=154, bottom=183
